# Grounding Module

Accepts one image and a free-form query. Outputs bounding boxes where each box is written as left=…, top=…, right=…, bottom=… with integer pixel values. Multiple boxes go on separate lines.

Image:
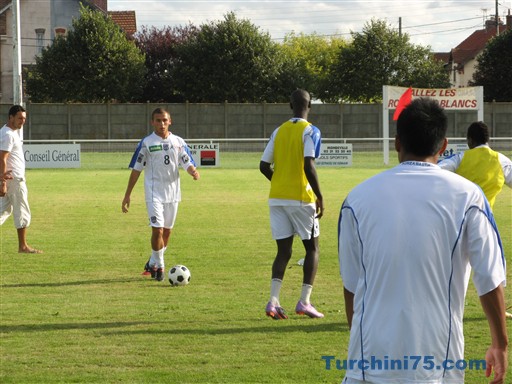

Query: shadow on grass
left=1, top=320, right=346, bottom=335
left=0, top=321, right=160, bottom=333
left=0, top=277, right=142, bottom=288
left=103, top=320, right=346, bottom=336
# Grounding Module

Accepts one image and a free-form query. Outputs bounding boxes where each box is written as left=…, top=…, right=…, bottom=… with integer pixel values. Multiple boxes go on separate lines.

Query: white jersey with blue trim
left=129, top=132, right=195, bottom=203
left=338, top=161, right=505, bottom=383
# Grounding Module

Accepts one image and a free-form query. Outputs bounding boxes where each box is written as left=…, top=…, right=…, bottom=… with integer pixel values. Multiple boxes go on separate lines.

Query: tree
left=327, top=19, right=450, bottom=102
left=135, top=24, right=198, bottom=102
left=173, top=12, right=293, bottom=103
left=279, top=32, right=347, bottom=101
left=26, top=4, right=146, bottom=103
left=470, top=29, right=512, bottom=102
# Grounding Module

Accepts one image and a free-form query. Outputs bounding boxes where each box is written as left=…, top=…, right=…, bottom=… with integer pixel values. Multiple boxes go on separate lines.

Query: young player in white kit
left=122, top=108, right=199, bottom=281
left=338, top=98, right=507, bottom=383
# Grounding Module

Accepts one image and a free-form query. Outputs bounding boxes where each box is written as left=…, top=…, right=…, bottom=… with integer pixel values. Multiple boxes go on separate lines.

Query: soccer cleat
left=142, top=260, right=157, bottom=279
left=295, top=301, right=324, bottom=318
left=265, top=302, right=288, bottom=320
left=155, top=268, right=165, bottom=281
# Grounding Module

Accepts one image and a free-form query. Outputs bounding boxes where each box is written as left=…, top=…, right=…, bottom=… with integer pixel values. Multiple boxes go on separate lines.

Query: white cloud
left=108, top=0, right=511, bottom=51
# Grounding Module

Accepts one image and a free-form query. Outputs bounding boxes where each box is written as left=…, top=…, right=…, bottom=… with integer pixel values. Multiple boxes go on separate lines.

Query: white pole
left=12, top=0, right=23, bottom=139
left=477, top=86, right=484, bottom=121
left=12, top=0, right=23, bottom=106
left=382, top=85, right=389, bottom=165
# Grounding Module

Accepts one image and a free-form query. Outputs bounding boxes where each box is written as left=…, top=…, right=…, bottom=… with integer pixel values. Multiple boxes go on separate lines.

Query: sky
left=108, top=0, right=512, bottom=52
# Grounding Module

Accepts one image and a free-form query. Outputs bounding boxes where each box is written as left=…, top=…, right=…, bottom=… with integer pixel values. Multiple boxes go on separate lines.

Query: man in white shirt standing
left=122, top=107, right=199, bottom=281
left=0, top=105, right=43, bottom=254
left=338, top=98, right=508, bottom=384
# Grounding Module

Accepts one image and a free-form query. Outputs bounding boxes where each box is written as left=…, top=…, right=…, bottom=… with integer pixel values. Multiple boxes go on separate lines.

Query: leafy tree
left=279, top=32, right=347, bottom=101
left=327, top=19, right=450, bottom=102
left=173, top=12, right=293, bottom=103
left=470, top=29, right=512, bottom=102
left=135, top=24, right=198, bottom=102
left=26, top=4, right=146, bottom=102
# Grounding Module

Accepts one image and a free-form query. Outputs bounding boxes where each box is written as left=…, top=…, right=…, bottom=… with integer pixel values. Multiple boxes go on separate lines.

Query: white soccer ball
left=168, top=265, right=191, bottom=286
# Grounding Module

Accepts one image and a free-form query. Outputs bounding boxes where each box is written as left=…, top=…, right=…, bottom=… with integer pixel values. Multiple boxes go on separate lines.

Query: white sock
left=151, top=248, right=165, bottom=269
left=270, top=278, right=283, bottom=306
left=300, top=284, right=313, bottom=305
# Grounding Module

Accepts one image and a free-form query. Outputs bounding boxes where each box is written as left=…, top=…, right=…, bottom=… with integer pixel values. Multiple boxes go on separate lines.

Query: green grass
left=1, top=152, right=510, bottom=383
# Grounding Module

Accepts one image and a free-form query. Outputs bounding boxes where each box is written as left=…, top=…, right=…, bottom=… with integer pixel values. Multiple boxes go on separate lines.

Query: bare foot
left=19, top=247, right=43, bottom=254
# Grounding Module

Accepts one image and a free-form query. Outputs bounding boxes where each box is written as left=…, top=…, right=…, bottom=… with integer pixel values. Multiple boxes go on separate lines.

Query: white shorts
left=269, top=205, right=319, bottom=240
left=146, top=201, right=179, bottom=229
left=0, top=179, right=31, bottom=229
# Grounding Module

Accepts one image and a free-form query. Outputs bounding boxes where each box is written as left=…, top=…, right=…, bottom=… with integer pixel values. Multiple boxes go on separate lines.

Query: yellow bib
left=269, top=120, right=315, bottom=203
left=456, top=147, right=504, bottom=209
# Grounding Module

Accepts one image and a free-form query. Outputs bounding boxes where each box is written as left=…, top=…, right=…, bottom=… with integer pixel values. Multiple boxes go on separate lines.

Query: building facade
left=436, top=13, right=512, bottom=88
left=0, top=0, right=108, bottom=104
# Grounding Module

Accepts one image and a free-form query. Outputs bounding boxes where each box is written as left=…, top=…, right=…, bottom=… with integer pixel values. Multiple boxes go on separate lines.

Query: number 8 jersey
left=129, top=132, right=196, bottom=203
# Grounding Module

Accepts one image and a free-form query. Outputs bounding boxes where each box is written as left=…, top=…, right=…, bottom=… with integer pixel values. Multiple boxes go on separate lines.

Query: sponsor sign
left=25, top=144, right=81, bottom=168
left=440, top=143, right=468, bottom=160
left=386, top=86, right=481, bottom=110
left=188, top=143, right=219, bottom=167
left=317, top=143, right=352, bottom=167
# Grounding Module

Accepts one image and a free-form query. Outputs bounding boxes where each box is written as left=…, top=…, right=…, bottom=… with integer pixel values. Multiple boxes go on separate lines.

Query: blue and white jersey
left=129, top=132, right=195, bottom=203
left=261, top=118, right=321, bottom=164
left=338, top=161, right=505, bottom=383
left=261, top=118, right=321, bottom=206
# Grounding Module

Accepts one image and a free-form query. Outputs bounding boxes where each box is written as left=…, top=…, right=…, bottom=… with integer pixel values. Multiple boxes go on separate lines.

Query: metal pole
left=12, top=0, right=23, bottom=140
left=12, top=0, right=23, bottom=106
left=496, top=0, right=499, bottom=36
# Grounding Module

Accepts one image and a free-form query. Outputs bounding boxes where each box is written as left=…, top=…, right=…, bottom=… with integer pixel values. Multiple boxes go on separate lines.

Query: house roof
left=433, top=52, right=450, bottom=65
left=108, top=10, right=137, bottom=37
left=451, top=23, right=508, bottom=65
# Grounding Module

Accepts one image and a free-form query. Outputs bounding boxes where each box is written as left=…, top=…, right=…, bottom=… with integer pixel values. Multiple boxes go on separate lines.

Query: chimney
left=485, top=18, right=498, bottom=31
left=507, top=9, right=512, bottom=31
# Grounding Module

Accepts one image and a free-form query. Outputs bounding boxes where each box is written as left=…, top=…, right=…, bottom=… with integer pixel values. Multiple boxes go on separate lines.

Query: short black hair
left=8, top=105, right=25, bottom=118
left=466, top=121, right=489, bottom=145
left=290, top=89, right=311, bottom=110
left=151, top=107, right=170, bottom=120
left=396, top=98, right=447, bottom=157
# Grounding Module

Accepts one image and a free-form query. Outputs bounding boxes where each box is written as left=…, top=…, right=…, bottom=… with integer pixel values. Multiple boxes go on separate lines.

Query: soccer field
left=1, top=152, right=511, bottom=383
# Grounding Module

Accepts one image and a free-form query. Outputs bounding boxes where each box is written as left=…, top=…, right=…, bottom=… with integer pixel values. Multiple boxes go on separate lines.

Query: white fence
left=23, top=137, right=512, bottom=153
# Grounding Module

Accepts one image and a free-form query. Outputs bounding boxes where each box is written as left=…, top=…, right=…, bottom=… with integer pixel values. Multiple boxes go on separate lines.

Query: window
left=35, top=28, right=45, bottom=55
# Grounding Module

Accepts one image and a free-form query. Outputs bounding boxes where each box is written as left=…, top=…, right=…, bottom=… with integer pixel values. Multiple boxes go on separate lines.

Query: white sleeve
left=131, top=144, right=146, bottom=172
left=0, top=131, right=14, bottom=152
left=498, top=152, right=512, bottom=188
left=261, top=128, right=278, bottom=163
left=438, top=152, right=463, bottom=172
left=338, top=202, right=362, bottom=293
left=303, top=134, right=315, bottom=158
left=465, top=207, right=506, bottom=296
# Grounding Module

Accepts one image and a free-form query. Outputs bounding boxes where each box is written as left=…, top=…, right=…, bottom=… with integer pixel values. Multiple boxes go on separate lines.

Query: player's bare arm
left=122, top=169, right=141, bottom=213
left=304, top=157, right=323, bottom=218
left=187, top=165, right=200, bottom=180
left=0, top=150, right=10, bottom=196
left=343, top=287, right=354, bottom=330
left=259, top=160, right=273, bottom=181
left=480, top=285, right=508, bottom=384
